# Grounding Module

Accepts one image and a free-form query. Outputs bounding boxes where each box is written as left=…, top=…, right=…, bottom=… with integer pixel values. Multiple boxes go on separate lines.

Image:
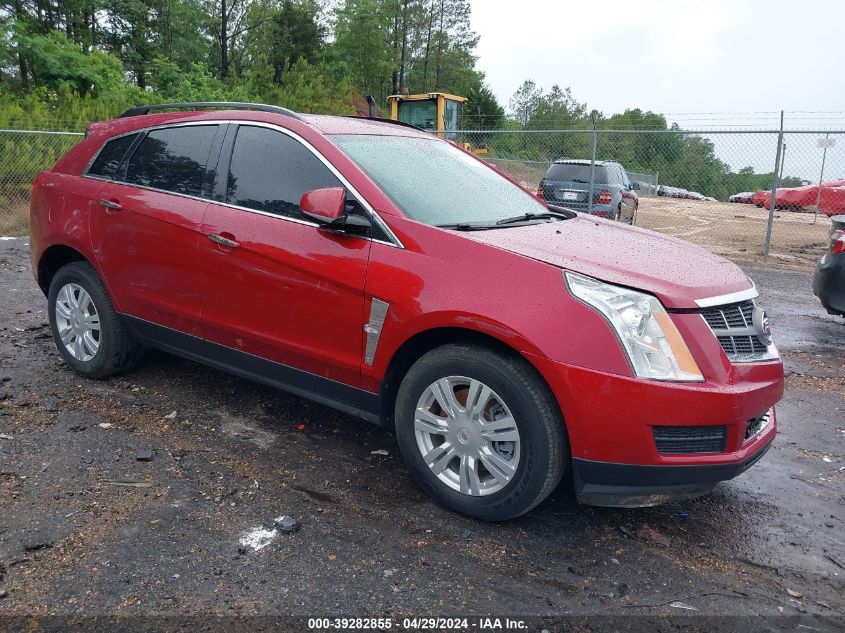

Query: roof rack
left=342, top=115, right=426, bottom=132
left=118, top=102, right=302, bottom=120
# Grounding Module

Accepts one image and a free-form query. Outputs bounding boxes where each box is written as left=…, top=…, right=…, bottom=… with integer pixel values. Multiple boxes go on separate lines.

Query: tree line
left=0, top=0, right=795, bottom=200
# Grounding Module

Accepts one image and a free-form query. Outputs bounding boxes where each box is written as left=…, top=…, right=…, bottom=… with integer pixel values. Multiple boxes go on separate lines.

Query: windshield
left=397, top=100, right=437, bottom=131
left=331, top=135, right=549, bottom=226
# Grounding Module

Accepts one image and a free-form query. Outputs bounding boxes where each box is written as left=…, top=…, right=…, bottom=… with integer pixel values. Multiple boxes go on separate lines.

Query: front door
left=198, top=124, right=371, bottom=391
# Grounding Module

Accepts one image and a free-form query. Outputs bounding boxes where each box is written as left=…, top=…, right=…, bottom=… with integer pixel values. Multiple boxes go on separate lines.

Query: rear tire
left=48, top=261, right=140, bottom=378
left=394, top=343, right=567, bottom=521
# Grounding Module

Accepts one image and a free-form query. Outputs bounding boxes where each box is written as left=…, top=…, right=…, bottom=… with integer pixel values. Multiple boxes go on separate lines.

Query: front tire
left=395, top=344, right=567, bottom=521
left=48, top=261, right=139, bottom=378
left=629, top=203, right=638, bottom=225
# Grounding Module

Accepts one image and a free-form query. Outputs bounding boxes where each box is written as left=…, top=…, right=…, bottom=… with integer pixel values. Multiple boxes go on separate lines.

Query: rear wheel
left=48, top=262, right=139, bottom=378
left=395, top=344, right=567, bottom=521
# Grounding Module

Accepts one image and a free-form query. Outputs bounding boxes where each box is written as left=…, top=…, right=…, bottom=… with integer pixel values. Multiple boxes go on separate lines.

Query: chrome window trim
left=694, top=286, right=758, bottom=308
left=82, top=119, right=405, bottom=249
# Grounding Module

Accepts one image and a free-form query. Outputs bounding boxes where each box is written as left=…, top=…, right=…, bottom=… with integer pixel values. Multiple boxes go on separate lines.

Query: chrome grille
left=700, top=299, right=775, bottom=362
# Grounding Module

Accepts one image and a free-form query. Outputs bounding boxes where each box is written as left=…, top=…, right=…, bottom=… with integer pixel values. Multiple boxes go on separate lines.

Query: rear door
left=89, top=123, right=223, bottom=336
left=198, top=124, right=371, bottom=390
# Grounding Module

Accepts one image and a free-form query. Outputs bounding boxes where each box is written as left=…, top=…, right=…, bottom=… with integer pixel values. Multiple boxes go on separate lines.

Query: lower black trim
left=122, top=315, right=381, bottom=424
left=572, top=436, right=774, bottom=508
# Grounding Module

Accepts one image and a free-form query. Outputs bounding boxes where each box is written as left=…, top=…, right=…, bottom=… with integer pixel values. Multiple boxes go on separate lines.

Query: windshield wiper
left=437, top=209, right=573, bottom=231
left=436, top=222, right=499, bottom=231
left=495, top=211, right=569, bottom=225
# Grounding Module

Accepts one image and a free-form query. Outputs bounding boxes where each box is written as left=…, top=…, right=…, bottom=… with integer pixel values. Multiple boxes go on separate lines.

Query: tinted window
left=226, top=126, right=342, bottom=219
left=125, top=126, right=217, bottom=196
left=545, top=163, right=608, bottom=184
left=88, top=133, right=139, bottom=179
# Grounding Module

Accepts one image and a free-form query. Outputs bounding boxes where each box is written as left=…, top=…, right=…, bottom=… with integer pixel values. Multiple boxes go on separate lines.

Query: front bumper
left=527, top=352, right=782, bottom=508
left=572, top=424, right=774, bottom=507
left=555, top=202, right=617, bottom=218
left=813, top=253, right=845, bottom=315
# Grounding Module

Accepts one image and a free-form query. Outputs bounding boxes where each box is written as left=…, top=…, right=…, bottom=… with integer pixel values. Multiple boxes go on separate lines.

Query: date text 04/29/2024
left=307, top=617, right=528, bottom=630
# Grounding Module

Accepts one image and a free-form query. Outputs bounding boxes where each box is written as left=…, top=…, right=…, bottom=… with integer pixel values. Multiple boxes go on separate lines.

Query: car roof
left=86, top=109, right=433, bottom=140
left=552, top=159, right=615, bottom=166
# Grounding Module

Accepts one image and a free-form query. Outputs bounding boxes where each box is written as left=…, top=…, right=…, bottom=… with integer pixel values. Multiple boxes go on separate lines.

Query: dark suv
left=813, top=214, right=845, bottom=316
left=538, top=159, right=638, bottom=223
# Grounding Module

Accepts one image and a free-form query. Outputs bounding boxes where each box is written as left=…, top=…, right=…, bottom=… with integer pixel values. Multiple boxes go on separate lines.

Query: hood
left=462, top=215, right=752, bottom=309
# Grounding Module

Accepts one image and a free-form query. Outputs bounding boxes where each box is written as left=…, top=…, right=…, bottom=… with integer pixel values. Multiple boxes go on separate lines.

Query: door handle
left=208, top=233, right=239, bottom=248
left=99, top=199, right=122, bottom=210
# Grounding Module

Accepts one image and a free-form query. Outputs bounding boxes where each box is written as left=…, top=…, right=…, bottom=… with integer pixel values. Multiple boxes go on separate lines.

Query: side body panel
left=90, top=181, right=209, bottom=336
left=198, top=205, right=371, bottom=388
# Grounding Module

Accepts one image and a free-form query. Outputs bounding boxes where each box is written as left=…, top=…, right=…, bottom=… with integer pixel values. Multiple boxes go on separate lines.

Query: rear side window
left=226, top=125, right=342, bottom=219
left=545, top=163, right=608, bottom=184
left=125, top=125, right=217, bottom=196
left=87, top=133, right=139, bottom=179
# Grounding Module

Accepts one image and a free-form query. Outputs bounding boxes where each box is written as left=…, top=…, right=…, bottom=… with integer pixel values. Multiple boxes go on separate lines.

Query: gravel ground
left=635, top=197, right=833, bottom=270
left=0, top=237, right=843, bottom=631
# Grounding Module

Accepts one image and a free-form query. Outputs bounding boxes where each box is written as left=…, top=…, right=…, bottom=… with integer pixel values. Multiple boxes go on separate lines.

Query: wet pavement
left=0, top=238, right=842, bottom=629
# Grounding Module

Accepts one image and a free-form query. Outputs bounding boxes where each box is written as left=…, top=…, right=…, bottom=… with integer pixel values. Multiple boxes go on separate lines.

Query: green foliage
left=15, top=30, right=124, bottom=96
left=332, top=0, right=396, bottom=100
left=0, top=0, right=797, bottom=204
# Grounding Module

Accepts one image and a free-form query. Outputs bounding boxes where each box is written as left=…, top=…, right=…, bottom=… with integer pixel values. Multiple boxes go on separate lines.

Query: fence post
left=588, top=116, right=597, bottom=215
left=763, top=111, right=784, bottom=262
left=813, top=133, right=829, bottom=224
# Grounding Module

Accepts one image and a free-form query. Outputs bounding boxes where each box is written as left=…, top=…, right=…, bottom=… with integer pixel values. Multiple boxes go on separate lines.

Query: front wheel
left=395, top=344, right=568, bottom=521
left=629, top=203, right=638, bottom=225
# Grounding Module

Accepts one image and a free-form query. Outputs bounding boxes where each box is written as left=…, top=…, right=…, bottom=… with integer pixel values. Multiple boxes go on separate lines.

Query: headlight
left=564, top=272, right=704, bottom=382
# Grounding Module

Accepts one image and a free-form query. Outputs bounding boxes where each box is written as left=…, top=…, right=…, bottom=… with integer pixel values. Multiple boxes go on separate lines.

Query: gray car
left=539, top=159, right=638, bottom=223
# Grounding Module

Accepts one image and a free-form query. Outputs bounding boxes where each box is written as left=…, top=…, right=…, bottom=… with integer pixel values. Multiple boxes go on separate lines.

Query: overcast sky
left=470, top=0, right=844, bottom=179
left=471, top=0, right=843, bottom=129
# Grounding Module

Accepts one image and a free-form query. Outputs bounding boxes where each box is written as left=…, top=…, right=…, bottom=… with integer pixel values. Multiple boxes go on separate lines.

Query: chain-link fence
left=1, top=125, right=842, bottom=270
left=0, top=129, right=84, bottom=236
left=465, top=128, right=845, bottom=269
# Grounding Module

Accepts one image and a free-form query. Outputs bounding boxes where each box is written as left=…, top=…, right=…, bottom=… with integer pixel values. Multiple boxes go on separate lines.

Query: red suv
left=30, top=103, right=783, bottom=521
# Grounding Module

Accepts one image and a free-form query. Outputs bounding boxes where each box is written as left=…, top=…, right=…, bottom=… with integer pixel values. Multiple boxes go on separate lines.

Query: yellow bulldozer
left=382, top=92, right=487, bottom=155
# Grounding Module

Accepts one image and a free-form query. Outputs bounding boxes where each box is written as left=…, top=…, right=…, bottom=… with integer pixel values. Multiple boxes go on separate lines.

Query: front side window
left=125, top=125, right=217, bottom=196
left=226, top=125, right=343, bottom=219
left=444, top=100, right=460, bottom=141
left=87, top=133, right=139, bottom=179
left=332, top=135, right=550, bottom=227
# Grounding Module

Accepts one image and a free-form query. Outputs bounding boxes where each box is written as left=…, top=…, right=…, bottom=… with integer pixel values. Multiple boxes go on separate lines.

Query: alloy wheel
left=54, top=282, right=100, bottom=361
left=414, top=376, right=521, bottom=496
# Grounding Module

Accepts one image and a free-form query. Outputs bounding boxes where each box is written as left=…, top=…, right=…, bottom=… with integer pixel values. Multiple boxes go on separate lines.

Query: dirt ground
left=635, top=197, right=834, bottom=271
left=0, top=237, right=843, bottom=631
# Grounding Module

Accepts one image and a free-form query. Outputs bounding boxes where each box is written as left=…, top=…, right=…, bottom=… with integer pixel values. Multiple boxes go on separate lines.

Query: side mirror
left=299, top=187, right=371, bottom=235
left=300, top=187, right=346, bottom=223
